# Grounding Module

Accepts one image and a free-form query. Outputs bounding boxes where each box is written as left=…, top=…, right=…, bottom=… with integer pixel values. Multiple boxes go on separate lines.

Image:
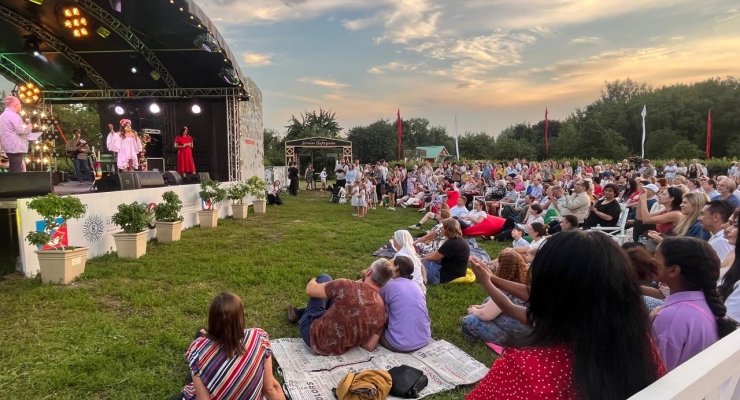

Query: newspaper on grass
left=272, top=339, right=489, bottom=400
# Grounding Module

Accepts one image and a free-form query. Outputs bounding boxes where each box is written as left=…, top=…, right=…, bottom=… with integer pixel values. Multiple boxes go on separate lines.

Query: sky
left=3, top=0, right=739, bottom=137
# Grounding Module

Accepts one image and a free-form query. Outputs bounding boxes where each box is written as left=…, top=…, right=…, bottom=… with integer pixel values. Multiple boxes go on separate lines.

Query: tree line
left=263, top=77, right=740, bottom=166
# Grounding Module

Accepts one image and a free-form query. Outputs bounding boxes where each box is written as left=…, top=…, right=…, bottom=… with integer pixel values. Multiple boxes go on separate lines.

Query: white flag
left=455, top=114, right=460, bottom=161
left=641, top=105, right=647, bottom=158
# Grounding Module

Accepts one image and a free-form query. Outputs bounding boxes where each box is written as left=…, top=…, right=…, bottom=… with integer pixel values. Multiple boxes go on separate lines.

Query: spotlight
left=218, top=68, right=240, bottom=86
left=191, top=104, right=201, bottom=114
left=149, top=103, right=160, bottom=114
left=114, top=106, right=124, bottom=115
left=130, top=66, right=137, bottom=73
left=96, top=27, right=111, bottom=38
left=70, top=67, right=86, bottom=87
left=60, top=5, right=89, bottom=37
left=194, top=33, right=221, bottom=52
left=14, top=81, right=42, bottom=105
left=23, top=35, right=42, bottom=56
left=28, top=0, right=45, bottom=4
left=149, top=70, right=161, bottom=81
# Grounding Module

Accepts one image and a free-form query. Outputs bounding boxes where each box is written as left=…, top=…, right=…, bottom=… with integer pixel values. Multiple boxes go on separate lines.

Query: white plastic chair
left=589, top=204, right=629, bottom=244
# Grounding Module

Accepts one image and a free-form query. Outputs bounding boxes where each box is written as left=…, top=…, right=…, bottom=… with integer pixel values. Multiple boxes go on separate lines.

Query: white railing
left=630, top=329, right=740, bottom=400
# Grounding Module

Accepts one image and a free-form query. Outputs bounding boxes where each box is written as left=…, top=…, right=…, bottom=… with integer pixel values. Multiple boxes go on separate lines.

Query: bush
left=154, top=191, right=183, bottom=222
left=245, top=176, right=267, bottom=200
left=227, top=182, right=249, bottom=204
left=25, top=194, right=87, bottom=249
left=199, top=180, right=227, bottom=210
left=112, top=202, right=149, bottom=233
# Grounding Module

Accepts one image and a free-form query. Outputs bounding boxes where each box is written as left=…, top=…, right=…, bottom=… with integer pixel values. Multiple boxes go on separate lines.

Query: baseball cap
left=645, top=184, right=659, bottom=193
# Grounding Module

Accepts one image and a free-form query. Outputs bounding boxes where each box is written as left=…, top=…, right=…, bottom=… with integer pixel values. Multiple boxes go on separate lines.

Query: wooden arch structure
left=284, top=137, right=353, bottom=166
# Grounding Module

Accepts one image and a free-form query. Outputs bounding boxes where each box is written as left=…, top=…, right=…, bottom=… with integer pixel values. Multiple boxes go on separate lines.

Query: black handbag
left=388, top=365, right=428, bottom=398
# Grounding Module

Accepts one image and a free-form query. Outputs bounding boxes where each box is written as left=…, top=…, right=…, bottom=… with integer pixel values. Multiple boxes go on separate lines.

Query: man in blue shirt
left=718, top=179, right=740, bottom=207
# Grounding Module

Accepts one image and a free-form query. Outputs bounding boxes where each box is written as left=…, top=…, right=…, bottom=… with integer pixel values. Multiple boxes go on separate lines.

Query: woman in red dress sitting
left=467, top=230, right=666, bottom=400
left=175, top=126, right=196, bottom=176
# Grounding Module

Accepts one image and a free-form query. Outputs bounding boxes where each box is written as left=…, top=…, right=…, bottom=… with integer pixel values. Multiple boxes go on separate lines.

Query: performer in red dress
left=175, top=126, right=196, bottom=175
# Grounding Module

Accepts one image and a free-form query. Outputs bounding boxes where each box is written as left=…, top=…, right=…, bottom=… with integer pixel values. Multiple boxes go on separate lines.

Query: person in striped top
left=180, top=292, right=285, bottom=400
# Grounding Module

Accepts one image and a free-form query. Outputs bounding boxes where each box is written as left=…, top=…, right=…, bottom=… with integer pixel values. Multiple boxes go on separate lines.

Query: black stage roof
left=0, top=0, right=248, bottom=98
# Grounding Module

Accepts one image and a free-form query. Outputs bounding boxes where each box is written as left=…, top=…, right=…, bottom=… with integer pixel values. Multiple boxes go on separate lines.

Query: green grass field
left=0, top=190, right=507, bottom=400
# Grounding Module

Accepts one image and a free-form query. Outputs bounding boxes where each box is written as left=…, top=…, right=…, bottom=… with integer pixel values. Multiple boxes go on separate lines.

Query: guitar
left=67, top=141, right=88, bottom=158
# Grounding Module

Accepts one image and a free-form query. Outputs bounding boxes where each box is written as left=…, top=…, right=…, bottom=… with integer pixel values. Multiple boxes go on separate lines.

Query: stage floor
left=54, top=181, right=95, bottom=195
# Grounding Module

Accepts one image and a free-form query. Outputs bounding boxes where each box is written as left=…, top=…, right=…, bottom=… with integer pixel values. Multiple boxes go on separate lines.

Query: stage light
left=96, top=27, right=111, bottom=38
left=194, top=33, right=221, bottom=52
left=191, top=104, right=201, bottom=114
left=114, top=106, right=124, bottom=115
left=61, top=6, right=89, bottom=38
left=70, top=67, right=86, bottom=87
left=23, top=35, right=42, bottom=56
left=14, top=82, right=42, bottom=105
left=130, top=66, right=137, bottom=73
left=28, top=0, right=45, bottom=4
left=219, top=68, right=240, bottom=86
left=149, top=70, right=161, bottom=81
left=149, top=103, right=160, bottom=114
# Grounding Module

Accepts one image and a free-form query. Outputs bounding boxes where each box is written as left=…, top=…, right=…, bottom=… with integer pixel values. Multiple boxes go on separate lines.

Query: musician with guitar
left=65, top=129, right=93, bottom=184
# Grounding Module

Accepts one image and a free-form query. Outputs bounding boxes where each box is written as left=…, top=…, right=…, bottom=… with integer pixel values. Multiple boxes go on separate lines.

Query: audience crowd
left=176, top=156, right=740, bottom=400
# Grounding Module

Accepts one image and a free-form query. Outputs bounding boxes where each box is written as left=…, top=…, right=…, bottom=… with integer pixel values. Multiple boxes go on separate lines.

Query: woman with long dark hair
left=621, top=179, right=638, bottom=203
left=719, top=210, right=740, bottom=321
left=175, top=126, right=196, bottom=176
left=467, top=230, right=665, bottom=400
left=652, top=237, right=737, bottom=371
left=180, top=292, right=285, bottom=400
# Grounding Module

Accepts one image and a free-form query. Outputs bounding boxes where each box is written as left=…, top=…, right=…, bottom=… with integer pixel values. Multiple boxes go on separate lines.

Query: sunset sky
left=197, top=0, right=739, bottom=136
left=3, top=0, right=739, bottom=137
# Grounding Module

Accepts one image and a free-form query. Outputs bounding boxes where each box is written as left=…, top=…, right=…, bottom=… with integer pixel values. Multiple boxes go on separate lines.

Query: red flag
left=544, top=108, right=549, bottom=157
left=706, top=110, right=712, bottom=159
left=397, top=109, right=402, bottom=160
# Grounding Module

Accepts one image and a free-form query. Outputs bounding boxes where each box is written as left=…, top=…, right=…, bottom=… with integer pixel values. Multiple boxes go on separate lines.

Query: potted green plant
left=227, top=182, right=250, bottom=219
left=111, top=202, right=149, bottom=258
left=25, top=194, right=88, bottom=284
left=154, top=191, right=184, bottom=243
left=246, top=176, right=268, bottom=214
left=198, top=179, right=227, bottom=228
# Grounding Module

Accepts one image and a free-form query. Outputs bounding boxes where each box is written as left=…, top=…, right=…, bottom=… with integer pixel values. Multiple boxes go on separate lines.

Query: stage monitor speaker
left=137, top=171, right=166, bottom=189
left=94, top=174, right=120, bottom=192
left=162, top=171, right=182, bottom=186
left=198, top=172, right=211, bottom=182
left=0, top=172, right=53, bottom=199
left=146, top=157, right=165, bottom=172
left=119, top=172, right=140, bottom=190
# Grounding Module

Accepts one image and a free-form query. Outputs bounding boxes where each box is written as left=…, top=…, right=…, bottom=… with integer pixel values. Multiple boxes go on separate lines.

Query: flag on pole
left=397, top=109, right=402, bottom=160
left=706, top=110, right=712, bottom=159
left=544, top=108, right=549, bottom=158
left=641, top=105, right=647, bottom=158
left=455, top=114, right=460, bottom=161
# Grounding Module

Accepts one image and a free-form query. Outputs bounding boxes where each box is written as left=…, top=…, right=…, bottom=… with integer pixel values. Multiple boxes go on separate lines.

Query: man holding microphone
left=0, top=96, right=33, bottom=172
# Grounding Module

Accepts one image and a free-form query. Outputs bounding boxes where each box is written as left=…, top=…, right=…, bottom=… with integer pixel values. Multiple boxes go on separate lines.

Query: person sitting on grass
left=408, top=203, right=449, bottom=231
left=267, top=180, right=284, bottom=206
left=462, top=252, right=530, bottom=346
left=178, top=292, right=285, bottom=400
left=505, top=222, right=548, bottom=264
left=391, top=230, right=427, bottom=293
left=380, top=256, right=432, bottom=353
left=651, top=237, right=736, bottom=371
left=421, top=219, right=470, bottom=285
left=457, top=199, right=489, bottom=230
left=490, top=203, right=544, bottom=241
left=287, top=259, right=393, bottom=355
left=466, top=230, right=666, bottom=400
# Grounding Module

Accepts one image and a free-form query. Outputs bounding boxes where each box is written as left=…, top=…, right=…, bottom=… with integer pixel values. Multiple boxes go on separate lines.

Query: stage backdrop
left=16, top=183, right=239, bottom=278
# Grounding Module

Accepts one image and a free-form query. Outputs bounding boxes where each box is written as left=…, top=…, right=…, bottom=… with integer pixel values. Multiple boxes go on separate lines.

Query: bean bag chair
left=450, top=268, right=476, bottom=284
left=462, top=215, right=506, bottom=237
left=432, top=191, right=460, bottom=213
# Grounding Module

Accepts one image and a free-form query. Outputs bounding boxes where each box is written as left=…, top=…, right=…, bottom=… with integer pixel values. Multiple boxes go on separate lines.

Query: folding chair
left=589, top=204, right=629, bottom=244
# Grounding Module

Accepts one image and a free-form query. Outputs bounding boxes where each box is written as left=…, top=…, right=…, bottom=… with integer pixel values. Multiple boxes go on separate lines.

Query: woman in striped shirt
left=180, top=292, right=285, bottom=400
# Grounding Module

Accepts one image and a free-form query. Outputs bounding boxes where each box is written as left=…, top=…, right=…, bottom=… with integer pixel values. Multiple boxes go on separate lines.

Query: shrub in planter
left=154, top=191, right=184, bottom=243
left=198, top=179, right=226, bottom=227
left=246, top=176, right=268, bottom=214
left=112, top=202, right=150, bottom=258
left=227, top=182, right=250, bottom=219
left=25, top=194, right=88, bottom=284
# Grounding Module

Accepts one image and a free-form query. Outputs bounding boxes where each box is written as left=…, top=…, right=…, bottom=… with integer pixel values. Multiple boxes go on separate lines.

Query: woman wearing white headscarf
left=391, top=230, right=427, bottom=294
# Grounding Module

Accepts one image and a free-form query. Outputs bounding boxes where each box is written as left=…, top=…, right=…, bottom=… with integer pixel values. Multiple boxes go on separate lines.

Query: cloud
left=242, top=52, right=273, bottom=66
left=198, top=0, right=380, bottom=25
left=342, top=15, right=381, bottom=31
left=374, top=0, right=442, bottom=44
left=530, top=26, right=557, bottom=38
left=297, top=77, right=351, bottom=89
left=367, top=62, right=424, bottom=74
left=569, top=36, right=603, bottom=44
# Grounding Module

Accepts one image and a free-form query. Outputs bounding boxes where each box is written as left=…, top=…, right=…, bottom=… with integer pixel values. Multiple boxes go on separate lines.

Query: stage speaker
left=119, top=172, right=140, bottom=190
left=0, top=172, right=53, bottom=198
left=94, top=174, right=120, bottom=192
left=162, top=171, right=182, bottom=186
left=146, top=157, right=165, bottom=172
left=137, top=171, right=166, bottom=189
left=198, top=172, right=211, bottom=182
